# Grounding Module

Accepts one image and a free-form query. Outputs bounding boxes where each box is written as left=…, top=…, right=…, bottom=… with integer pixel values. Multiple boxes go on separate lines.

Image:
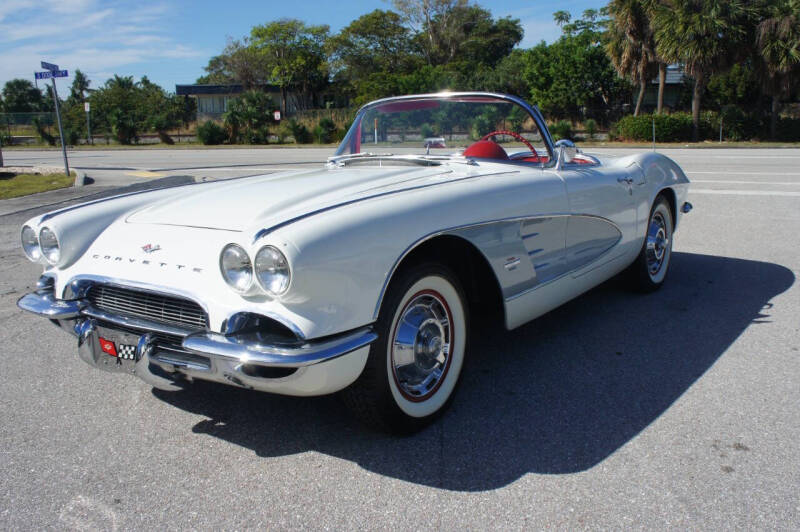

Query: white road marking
left=690, top=189, right=800, bottom=197
left=184, top=166, right=318, bottom=172
left=691, top=180, right=800, bottom=186
left=687, top=171, right=800, bottom=176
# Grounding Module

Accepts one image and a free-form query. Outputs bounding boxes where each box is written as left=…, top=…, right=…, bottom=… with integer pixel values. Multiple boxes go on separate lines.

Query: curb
left=73, top=169, right=87, bottom=187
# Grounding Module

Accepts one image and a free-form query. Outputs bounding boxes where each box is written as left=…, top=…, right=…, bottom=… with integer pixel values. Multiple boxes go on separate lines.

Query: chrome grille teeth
left=87, top=285, right=208, bottom=330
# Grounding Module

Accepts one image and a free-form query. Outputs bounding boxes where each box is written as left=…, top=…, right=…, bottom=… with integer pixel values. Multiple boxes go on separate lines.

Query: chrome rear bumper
left=18, top=286, right=376, bottom=393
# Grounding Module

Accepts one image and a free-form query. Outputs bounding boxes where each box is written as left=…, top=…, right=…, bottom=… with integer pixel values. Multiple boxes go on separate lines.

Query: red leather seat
left=462, top=140, right=508, bottom=160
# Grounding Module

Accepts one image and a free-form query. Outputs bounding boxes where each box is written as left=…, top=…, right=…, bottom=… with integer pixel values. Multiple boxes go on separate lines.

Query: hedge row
left=197, top=117, right=346, bottom=145
left=612, top=111, right=800, bottom=142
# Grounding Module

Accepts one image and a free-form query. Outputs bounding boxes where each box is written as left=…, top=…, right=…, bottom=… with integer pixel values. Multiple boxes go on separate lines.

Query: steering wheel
left=480, top=130, right=538, bottom=159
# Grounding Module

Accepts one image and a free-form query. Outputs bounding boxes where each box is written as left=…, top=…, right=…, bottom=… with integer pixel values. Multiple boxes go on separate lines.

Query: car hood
left=125, top=164, right=472, bottom=232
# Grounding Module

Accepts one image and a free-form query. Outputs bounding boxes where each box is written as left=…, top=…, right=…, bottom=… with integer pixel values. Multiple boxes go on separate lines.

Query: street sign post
left=37, top=62, right=69, bottom=177
left=84, top=101, right=92, bottom=145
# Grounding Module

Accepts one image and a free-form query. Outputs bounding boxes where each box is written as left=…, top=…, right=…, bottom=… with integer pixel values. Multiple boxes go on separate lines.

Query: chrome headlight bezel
left=254, top=245, right=291, bottom=296
left=219, top=243, right=254, bottom=293
left=38, top=226, right=61, bottom=265
left=21, top=225, right=42, bottom=262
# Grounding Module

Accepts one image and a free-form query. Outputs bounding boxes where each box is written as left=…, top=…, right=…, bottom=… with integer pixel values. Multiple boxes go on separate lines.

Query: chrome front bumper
left=18, top=287, right=377, bottom=393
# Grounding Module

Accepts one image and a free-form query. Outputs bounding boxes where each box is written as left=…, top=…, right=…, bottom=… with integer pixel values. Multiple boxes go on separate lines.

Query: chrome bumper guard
left=17, top=286, right=377, bottom=391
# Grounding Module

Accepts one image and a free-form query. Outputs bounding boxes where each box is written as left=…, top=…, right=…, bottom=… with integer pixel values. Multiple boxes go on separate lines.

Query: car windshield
left=335, top=94, right=550, bottom=161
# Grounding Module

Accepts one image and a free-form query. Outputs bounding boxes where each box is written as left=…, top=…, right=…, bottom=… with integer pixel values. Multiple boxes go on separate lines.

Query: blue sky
left=0, top=0, right=607, bottom=94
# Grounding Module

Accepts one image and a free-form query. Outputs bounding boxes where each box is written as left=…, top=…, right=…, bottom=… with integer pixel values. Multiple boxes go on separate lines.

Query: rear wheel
left=342, top=263, right=468, bottom=434
left=627, top=195, right=673, bottom=292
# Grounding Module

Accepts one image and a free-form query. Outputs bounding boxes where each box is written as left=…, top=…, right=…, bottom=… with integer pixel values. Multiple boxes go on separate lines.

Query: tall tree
left=757, top=0, right=800, bottom=139
left=606, top=0, right=656, bottom=116
left=524, top=10, right=625, bottom=122
left=392, top=0, right=468, bottom=64
left=327, top=10, right=418, bottom=80
left=250, top=19, right=329, bottom=115
left=651, top=0, right=755, bottom=140
left=1, top=79, right=47, bottom=113
left=69, top=70, right=90, bottom=103
left=199, top=38, right=267, bottom=89
left=437, top=5, right=523, bottom=65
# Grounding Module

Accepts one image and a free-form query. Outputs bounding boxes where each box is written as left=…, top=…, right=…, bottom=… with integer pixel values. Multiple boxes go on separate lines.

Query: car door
left=554, top=162, right=641, bottom=275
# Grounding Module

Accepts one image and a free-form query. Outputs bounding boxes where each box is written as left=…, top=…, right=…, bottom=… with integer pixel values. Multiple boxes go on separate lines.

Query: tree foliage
left=651, top=0, right=757, bottom=139
left=250, top=19, right=329, bottom=114
left=1, top=79, right=51, bottom=113
left=522, top=11, right=626, bottom=123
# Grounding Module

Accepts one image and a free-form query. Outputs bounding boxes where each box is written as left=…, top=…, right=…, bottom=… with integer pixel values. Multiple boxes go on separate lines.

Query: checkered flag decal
left=118, top=344, right=137, bottom=360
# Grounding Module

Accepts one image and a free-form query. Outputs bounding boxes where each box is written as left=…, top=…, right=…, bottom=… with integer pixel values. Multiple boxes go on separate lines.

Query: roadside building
left=643, top=65, right=686, bottom=111
left=175, top=84, right=287, bottom=121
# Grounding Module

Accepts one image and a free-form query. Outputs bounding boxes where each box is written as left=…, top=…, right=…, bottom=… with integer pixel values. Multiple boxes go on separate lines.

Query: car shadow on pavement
left=153, top=252, right=794, bottom=491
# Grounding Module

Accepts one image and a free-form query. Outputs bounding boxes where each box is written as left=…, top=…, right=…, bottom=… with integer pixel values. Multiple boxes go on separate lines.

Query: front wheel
left=342, top=263, right=468, bottom=434
left=627, top=195, right=674, bottom=292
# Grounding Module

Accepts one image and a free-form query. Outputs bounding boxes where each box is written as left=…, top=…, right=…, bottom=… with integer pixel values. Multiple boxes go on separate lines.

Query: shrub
left=584, top=118, right=597, bottom=140
left=775, top=117, right=800, bottom=142
left=281, top=119, right=312, bottom=144
left=314, top=117, right=338, bottom=144
left=64, top=128, right=81, bottom=146
left=197, top=121, right=227, bottom=145
left=420, top=123, right=435, bottom=140
left=550, top=120, right=573, bottom=140
left=33, top=118, right=56, bottom=146
left=157, top=130, right=175, bottom=144
left=614, top=113, right=695, bottom=142
left=470, top=115, right=492, bottom=140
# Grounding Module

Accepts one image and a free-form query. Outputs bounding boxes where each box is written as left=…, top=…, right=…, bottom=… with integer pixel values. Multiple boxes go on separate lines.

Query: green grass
left=0, top=172, right=75, bottom=199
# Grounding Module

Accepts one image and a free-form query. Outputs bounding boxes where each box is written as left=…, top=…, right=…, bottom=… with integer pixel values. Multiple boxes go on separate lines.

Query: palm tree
left=69, top=70, right=90, bottom=103
left=607, top=0, right=657, bottom=116
left=757, top=0, right=800, bottom=139
left=651, top=0, right=754, bottom=140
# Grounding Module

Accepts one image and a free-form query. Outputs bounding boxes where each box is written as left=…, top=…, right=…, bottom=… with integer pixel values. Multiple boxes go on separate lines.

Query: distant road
left=6, top=146, right=800, bottom=190
left=3, top=147, right=335, bottom=186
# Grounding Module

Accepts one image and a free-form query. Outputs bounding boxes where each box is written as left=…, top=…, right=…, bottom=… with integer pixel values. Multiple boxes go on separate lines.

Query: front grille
left=87, top=284, right=208, bottom=330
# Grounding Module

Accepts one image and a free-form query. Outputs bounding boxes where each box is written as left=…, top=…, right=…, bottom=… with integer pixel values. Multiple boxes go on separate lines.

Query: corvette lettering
left=91, top=254, right=202, bottom=273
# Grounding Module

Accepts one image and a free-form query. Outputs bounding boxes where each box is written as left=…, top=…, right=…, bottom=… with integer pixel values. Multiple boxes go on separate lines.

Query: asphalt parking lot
left=1, top=147, right=798, bottom=529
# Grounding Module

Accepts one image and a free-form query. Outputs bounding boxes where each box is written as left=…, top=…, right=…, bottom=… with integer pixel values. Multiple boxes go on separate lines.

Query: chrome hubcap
left=646, top=212, right=669, bottom=276
left=391, top=291, right=453, bottom=401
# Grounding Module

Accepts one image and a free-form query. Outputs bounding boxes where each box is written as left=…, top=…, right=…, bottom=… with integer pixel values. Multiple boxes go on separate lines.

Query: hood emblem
left=141, top=244, right=161, bottom=254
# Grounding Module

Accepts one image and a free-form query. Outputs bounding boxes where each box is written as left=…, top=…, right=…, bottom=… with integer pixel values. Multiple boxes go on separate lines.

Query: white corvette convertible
left=18, top=92, right=691, bottom=433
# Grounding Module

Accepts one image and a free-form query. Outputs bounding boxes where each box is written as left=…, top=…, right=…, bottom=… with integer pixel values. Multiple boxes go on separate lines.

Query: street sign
left=273, top=110, right=281, bottom=121
left=35, top=70, right=68, bottom=79
left=84, top=102, right=90, bottom=112
left=41, top=61, right=59, bottom=71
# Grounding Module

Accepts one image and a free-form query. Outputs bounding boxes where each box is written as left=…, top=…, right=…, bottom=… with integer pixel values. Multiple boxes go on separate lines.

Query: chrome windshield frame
left=334, top=92, right=555, bottom=165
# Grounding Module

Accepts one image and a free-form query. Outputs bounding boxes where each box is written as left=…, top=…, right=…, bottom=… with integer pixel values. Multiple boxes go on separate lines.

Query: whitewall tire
left=342, top=263, right=468, bottom=434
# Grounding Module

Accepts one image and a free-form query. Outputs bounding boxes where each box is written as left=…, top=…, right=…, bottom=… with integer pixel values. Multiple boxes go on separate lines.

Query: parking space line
left=691, top=180, right=800, bottom=185
left=690, top=189, right=800, bottom=197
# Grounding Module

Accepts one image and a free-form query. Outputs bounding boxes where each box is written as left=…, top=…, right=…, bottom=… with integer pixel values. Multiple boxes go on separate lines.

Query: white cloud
left=0, top=0, right=203, bottom=90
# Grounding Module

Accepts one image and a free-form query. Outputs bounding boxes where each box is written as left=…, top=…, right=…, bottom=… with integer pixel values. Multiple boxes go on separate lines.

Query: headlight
left=21, top=225, right=41, bottom=261
left=220, top=244, right=253, bottom=293
left=38, top=227, right=60, bottom=265
left=254, top=245, right=291, bottom=295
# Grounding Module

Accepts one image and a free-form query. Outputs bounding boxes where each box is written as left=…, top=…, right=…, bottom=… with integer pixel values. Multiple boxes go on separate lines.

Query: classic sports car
left=18, top=92, right=691, bottom=433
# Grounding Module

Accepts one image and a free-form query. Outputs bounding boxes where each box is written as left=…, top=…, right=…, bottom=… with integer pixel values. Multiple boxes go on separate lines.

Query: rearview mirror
left=555, top=139, right=577, bottom=167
